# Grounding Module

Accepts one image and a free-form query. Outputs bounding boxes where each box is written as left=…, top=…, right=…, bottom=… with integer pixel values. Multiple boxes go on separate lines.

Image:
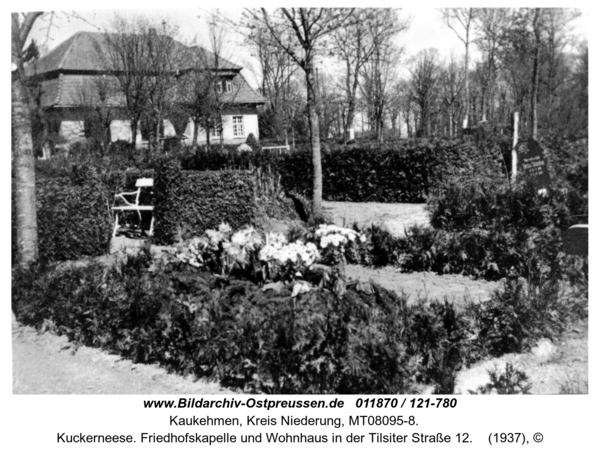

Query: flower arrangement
left=170, top=224, right=321, bottom=283
left=260, top=234, right=320, bottom=282
left=314, top=224, right=366, bottom=268
left=169, top=223, right=364, bottom=294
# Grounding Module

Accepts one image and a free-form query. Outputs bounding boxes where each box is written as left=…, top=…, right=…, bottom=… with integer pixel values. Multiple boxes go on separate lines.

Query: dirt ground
left=12, top=202, right=588, bottom=394
left=345, top=265, right=498, bottom=306
left=454, top=318, right=588, bottom=394
left=12, top=319, right=237, bottom=395
left=323, top=201, right=430, bottom=236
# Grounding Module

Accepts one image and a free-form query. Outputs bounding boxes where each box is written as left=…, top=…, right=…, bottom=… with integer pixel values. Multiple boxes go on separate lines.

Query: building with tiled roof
left=30, top=31, right=265, bottom=147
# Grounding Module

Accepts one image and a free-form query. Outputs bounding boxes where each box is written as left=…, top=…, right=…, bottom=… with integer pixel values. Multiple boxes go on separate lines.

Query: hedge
left=35, top=174, right=112, bottom=262
left=153, top=158, right=260, bottom=245
left=180, top=138, right=507, bottom=203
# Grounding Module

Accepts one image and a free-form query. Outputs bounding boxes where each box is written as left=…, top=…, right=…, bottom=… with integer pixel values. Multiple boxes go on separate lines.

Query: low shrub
left=245, top=133, right=262, bottom=153
left=470, top=363, right=532, bottom=395
left=428, top=179, right=582, bottom=233
left=12, top=247, right=478, bottom=394
left=404, top=301, right=472, bottom=394
left=466, top=276, right=579, bottom=357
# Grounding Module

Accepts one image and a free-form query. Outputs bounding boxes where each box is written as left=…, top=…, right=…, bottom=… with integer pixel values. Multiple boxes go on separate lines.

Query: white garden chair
left=111, top=178, right=154, bottom=237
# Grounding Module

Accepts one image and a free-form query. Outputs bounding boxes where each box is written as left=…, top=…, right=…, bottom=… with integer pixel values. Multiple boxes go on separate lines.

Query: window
left=232, top=116, right=244, bottom=138
left=210, top=127, right=222, bottom=139
left=215, top=79, right=233, bottom=93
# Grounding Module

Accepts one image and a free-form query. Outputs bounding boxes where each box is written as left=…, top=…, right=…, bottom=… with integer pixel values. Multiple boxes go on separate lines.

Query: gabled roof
left=38, top=72, right=265, bottom=108
left=28, top=31, right=242, bottom=76
left=30, top=31, right=265, bottom=107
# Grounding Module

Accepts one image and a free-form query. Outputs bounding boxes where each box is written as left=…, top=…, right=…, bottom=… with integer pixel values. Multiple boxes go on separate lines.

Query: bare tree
left=12, top=11, right=43, bottom=266
left=359, top=12, right=405, bottom=143
left=409, top=49, right=440, bottom=137
left=145, top=22, right=181, bottom=153
left=77, top=76, right=119, bottom=152
left=442, top=8, right=478, bottom=130
left=103, top=16, right=180, bottom=149
left=246, top=8, right=355, bottom=216
left=475, top=8, right=510, bottom=123
left=245, top=14, right=298, bottom=143
left=333, top=9, right=408, bottom=142
left=177, top=16, right=241, bottom=152
left=439, top=55, right=463, bottom=137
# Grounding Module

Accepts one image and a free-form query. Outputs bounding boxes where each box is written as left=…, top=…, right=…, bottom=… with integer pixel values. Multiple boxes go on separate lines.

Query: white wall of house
left=183, top=114, right=260, bottom=145
left=59, top=121, right=85, bottom=141
left=57, top=114, right=260, bottom=146
left=110, top=120, right=142, bottom=143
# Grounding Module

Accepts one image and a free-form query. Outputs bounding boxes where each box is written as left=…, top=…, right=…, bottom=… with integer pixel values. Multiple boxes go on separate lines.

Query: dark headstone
left=516, top=138, right=551, bottom=191
left=562, top=224, right=588, bottom=257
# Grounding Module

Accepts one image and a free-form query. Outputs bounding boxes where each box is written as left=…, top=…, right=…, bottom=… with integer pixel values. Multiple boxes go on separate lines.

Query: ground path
left=323, top=201, right=429, bottom=236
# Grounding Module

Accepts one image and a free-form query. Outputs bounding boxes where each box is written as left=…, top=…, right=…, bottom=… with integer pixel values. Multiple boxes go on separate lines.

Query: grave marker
left=562, top=224, right=588, bottom=257
left=516, top=138, right=551, bottom=191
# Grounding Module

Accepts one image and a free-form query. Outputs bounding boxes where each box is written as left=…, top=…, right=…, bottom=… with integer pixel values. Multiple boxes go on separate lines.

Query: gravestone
left=562, top=224, right=588, bottom=257
left=516, top=138, right=551, bottom=191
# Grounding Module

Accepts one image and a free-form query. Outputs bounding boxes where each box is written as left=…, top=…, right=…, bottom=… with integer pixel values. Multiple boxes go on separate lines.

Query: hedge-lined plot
left=153, top=158, right=259, bottom=245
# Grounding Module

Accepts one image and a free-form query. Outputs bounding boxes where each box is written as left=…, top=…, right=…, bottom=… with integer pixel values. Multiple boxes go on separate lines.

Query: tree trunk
left=12, top=76, right=39, bottom=266
left=155, top=114, right=162, bottom=154
left=531, top=8, right=541, bottom=140
left=306, top=62, right=322, bottom=217
left=12, top=11, right=42, bottom=267
left=130, top=120, right=138, bottom=147
left=463, top=40, right=470, bottom=129
left=346, top=98, right=356, bottom=142
left=192, top=118, right=200, bottom=155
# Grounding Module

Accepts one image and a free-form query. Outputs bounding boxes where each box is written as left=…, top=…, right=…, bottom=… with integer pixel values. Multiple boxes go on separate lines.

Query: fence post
left=511, top=112, right=519, bottom=183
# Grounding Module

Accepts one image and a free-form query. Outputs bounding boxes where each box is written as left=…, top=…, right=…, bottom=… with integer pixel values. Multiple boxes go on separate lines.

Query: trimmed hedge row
left=35, top=174, right=112, bottom=262
left=153, top=159, right=260, bottom=245
left=181, top=138, right=506, bottom=203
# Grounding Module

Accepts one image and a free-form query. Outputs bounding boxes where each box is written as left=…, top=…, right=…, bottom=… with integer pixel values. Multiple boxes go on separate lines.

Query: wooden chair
left=111, top=178, right=154, bottom=237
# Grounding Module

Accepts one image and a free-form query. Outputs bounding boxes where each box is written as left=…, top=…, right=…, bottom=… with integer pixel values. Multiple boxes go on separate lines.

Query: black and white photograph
left=8, top=3, right=593, bottom=451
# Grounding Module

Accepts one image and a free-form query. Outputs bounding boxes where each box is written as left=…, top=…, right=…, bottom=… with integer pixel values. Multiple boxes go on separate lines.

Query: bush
left=466, top=277, right=578, bottom=357
left=278, top=138, right=504, bottom=203
left=153, top=158, right=259, bottom=244
left=180, top=147, right=280, bottom=171
left=428, top=179, right=582, bottom=233
left=245, top=133, right=262, bottom=152
left=12, top=252, right=478, bottom=394
left=17, top=168, right=112, bottom=263
left=404, top=301, right=472, bottom=394
left=180, top=138, right=506, bottom=204
left=470, top=363, right=532, bottom=394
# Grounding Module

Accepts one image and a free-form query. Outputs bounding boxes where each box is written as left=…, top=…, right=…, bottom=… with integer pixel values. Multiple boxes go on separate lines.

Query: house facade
left=29, top=31, right=265, bottom=149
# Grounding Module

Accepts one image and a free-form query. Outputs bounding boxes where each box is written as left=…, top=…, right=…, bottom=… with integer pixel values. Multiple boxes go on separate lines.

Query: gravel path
left=323, top=201, right=429, bottom=236
left=12, top=321, right=237, bottom=395
left=345, top=265, right=498, bottom=306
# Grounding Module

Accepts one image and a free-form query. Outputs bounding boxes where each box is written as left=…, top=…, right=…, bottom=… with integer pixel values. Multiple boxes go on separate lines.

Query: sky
left=22, top=5, right=589, bottom=88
